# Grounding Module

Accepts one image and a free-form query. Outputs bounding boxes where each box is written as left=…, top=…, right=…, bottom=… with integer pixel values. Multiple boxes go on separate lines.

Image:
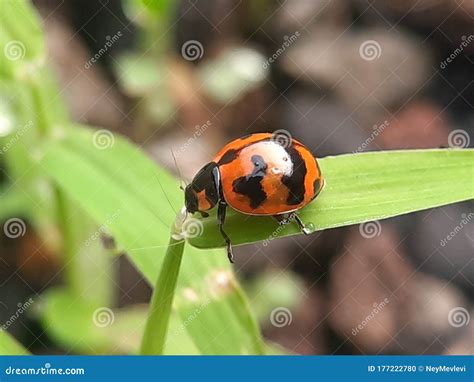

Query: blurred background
left=1, top=0, right=473, bottom=355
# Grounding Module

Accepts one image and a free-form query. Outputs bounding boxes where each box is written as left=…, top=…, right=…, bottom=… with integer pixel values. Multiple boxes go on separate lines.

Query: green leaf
left=0, top=331, right=30, bottom=355
left=38, top=288, right=113, bottom=354
left=0, top=188, right=30, bottom=221
left=40, top=125, right=265, bottom=354
left=0, top=0, right=45, bottom=79
left=198, top=48, right=268, bottom=104
left=189, top=149, right=474, bottom=248
left=38, top=288, right=198, bottom=355
left=244, top=270, right=305, bottom=325
left=141, top=0, right=172, bottom=16
left=114, top=54, right=164, bottom=96
left=55, top=192, right=114, bottom=306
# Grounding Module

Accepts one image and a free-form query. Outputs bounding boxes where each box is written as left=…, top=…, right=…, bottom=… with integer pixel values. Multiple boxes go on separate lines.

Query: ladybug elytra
left=184, top=133, right=324, bottom=262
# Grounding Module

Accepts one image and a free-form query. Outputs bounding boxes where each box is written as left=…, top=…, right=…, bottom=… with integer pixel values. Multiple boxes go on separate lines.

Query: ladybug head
left=184, top=162, right=220, bottom=214
left=184, top=184, right=199, bottom=214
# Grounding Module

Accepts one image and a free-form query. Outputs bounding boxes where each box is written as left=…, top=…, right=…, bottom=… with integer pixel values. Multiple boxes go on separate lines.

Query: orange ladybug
left=184, top=132, right=324, bottom=262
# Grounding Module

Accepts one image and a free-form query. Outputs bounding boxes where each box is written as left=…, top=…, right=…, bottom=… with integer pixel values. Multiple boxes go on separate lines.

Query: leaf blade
left=189, top=149, right=474, bottom=248
left=40, top=126, right=265, bottom=355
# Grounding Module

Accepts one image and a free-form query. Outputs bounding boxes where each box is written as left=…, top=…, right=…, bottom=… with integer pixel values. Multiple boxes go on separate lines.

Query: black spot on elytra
left=217, top=149, right=238, bottom=165
left=282, top=146, right=307, bottom=205
left=232, top=154, right=267, bottom=209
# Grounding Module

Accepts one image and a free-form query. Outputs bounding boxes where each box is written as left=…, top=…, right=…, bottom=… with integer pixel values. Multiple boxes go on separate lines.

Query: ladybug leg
left=217, top=201, right=234, bottom=263
left=293, top=213, right=311, bottom=235
left=273, top=214, right=291, bottom=225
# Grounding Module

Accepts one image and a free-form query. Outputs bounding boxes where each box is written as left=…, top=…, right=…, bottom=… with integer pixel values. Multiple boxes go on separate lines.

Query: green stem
left=31, top=82, right=49, bottom=136
left=0, top=188, right=29, bottom=222
left=55, top=187, right=81, bottom=296
left=140, top=236, right=185, bottom=355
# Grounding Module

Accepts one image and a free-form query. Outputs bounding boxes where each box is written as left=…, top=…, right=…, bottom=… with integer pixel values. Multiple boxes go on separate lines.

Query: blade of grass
left=0, top=0, right=45, bottom=79
left=188, top=149, right=474, bottom=248
left=38, top=287, right=199, bottom=354
left=0, top=188, right=29, bottom=221
left=140, top=237, right=184, bottom=354
left=40, top=125, right=265, bottom=354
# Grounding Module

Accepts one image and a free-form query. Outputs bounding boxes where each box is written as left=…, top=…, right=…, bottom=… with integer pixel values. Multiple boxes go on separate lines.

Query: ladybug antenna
left=170, top=148, right=187, bottom=192
left=154, top=173, right=178, bottom=215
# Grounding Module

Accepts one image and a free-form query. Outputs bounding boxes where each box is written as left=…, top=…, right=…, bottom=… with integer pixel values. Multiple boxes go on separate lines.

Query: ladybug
left=184, top=133, right=324, bottom=263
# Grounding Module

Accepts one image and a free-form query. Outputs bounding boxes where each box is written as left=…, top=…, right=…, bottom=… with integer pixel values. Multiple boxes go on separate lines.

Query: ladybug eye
left=283, top=156, right=288, bottom=162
